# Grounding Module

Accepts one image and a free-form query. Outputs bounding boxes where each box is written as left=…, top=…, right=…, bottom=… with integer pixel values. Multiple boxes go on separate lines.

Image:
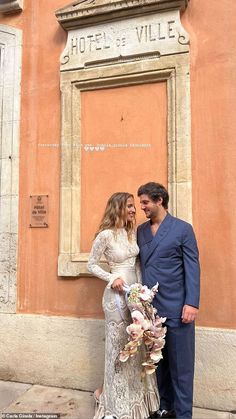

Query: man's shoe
left=161, top=410, right=176, bottom=418
left=148, top=411, right=163, bottom=418
left=149, top=410, right=176, bottom=418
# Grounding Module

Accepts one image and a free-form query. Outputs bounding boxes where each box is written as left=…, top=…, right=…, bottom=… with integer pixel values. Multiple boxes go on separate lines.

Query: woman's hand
left=112, top=278, right=125, bottom=293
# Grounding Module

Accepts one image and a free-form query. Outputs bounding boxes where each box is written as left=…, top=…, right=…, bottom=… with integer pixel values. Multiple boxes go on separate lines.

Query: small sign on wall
left=29, top=195, right=48, bottom=228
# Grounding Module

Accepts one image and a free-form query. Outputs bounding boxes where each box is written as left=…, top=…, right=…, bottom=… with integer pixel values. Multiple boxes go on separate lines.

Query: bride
left=87, top=192, right=159, bottom=419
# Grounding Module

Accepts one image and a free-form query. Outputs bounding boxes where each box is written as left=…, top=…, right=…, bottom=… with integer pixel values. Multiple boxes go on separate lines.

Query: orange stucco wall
left=81, top=83, right=167, bottom=252
left=182, top=2, right=236, bottom=328
left=1, top=0, right=236, bottom=328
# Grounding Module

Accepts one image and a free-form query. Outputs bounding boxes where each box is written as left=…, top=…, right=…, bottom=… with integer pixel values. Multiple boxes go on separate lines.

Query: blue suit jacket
left=137, top=213, right=200, bottom=319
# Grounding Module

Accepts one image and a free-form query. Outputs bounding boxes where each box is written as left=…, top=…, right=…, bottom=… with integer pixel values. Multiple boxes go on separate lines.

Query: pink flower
left=118, top=282, right=166, bottom=376
left=126, top=323, right=143, bottom=340
left=154, top=317, right=167, bottom=327
left=131, top=311, right=151, bottom=330
left=131, top=310, right=145, bottom=324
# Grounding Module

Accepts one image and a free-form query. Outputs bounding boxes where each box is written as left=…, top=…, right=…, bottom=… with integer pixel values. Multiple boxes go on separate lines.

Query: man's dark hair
left=137, top=182, right=169, bottom=209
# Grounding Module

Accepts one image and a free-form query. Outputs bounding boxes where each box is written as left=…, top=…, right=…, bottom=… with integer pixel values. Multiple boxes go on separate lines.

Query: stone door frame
left=0, top=24, right=22, bottom=310
left=58, top=52, right=191, bottom=276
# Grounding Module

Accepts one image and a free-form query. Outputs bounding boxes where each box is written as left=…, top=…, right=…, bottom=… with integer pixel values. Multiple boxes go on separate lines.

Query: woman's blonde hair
left=96, top=192, right=135, bottom=240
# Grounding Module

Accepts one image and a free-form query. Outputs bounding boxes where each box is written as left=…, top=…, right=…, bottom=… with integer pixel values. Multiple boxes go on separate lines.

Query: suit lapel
left=142, top=221, right=153, bottom=244
left=143, top=213, right=174, bottom=264
left=139, top=222, right=153, bottom=263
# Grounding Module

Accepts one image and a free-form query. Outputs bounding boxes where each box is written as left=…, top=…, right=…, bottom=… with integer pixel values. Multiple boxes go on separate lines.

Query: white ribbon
left=114, top=285, right=131, bottom=322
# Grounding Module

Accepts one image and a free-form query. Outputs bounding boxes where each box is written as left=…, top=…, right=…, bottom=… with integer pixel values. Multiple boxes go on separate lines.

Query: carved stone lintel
left=56, top=0, right=189, bottom=30
left=59, top=10, right=190, bottom=70
left=0, top=0, right=23, bottom=14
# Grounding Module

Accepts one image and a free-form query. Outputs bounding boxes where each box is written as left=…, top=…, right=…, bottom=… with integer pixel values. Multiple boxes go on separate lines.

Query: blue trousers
left=156, top=321, right=195, bottom=419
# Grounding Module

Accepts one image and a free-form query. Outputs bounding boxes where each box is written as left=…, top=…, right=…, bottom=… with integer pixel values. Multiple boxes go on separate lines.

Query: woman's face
left=125, top=197, right=136, bottom=222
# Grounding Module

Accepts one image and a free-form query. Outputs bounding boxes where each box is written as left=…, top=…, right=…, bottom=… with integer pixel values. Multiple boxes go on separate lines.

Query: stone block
left=0, top=314, right=105, bottom=391
left=0, top=157, right=12, bottom=196
left=3, top=384, right=94, bottom=419
left=0, top=199, right=11, bottom=233
left=0, top=380, right=31, bottom=411
left=176, top=181, right=192, bottom=223
left=10, top=195, right=19, bottom=234
left=12, top=120, right=20, bottom=157
left=0, top=196, right=18, bottom=235
left=2, top=85, right=14, bottom=123
left=1, top=122, right=14, bottom=158
left=0, top=233, right=10, bottom=262
left=194, top=327, right=236, bottom=411
left=193, top=408, right=230, bottom=418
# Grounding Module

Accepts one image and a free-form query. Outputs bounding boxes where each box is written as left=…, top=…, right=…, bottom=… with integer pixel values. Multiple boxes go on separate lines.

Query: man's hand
left=112, top=278, right=125, bottom=293
left=181, top=304, right=199, bottom=323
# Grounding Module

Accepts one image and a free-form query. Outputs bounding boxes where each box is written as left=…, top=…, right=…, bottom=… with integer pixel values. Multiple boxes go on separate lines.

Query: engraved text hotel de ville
left=60, top=11, right=189, bottom=69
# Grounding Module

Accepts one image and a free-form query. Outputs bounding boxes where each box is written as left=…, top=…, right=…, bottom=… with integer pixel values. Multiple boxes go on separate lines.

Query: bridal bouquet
left=119, top=282, right=166, bottom=375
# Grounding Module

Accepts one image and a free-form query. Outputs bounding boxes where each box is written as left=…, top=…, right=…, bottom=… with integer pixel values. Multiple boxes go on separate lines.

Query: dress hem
left=93, top=390, right=159, bottom=419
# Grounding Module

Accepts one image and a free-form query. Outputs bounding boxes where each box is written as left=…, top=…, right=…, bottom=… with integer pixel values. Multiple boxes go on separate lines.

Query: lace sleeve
left=87, top=230, right=121, bottom=288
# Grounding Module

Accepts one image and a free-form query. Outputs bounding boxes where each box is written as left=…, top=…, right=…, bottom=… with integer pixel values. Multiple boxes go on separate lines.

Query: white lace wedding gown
left=87, top=228, right=159, bottom=419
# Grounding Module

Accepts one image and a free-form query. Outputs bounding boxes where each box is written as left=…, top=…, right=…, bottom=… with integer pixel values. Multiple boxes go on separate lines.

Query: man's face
left=139, top=194, right=160, bottom=219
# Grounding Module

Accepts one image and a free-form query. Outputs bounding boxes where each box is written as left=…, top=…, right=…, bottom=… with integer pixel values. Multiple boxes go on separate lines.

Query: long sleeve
left=87, top=230, right=121, bottom=289
left=182, top=224, right=200, bottom=308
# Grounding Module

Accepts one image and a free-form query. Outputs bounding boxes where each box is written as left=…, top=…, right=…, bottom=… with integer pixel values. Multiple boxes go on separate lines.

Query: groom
left=137, top=182, right=200, bottom=419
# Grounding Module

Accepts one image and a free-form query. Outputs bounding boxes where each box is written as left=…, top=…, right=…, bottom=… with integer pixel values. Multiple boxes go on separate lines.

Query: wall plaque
left=29, top=195, right=48, bottom=228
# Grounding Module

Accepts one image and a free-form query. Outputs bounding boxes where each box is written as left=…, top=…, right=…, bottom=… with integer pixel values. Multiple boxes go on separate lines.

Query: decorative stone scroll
left=56, top=0, right=192, bottom=276
left=0, top=0, right=23, bottom=13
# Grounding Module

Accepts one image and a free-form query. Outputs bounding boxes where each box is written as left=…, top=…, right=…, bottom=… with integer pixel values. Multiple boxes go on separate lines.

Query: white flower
left=119, top=281, right=166, bottom=375
left=142, top=362, right=157, bottom=375
left=126, top=323, right=143, bottom=340
left=119, top=351, right=130, bottom=362
left=131, top=310, right=145, bottom=323
left=141, top=319, right=151, bottom=330
left=131, top=311, right=151, bottom=330
left=139, top=285, right=152, bottom=301
left=152, top=282, right=159, bottom=293
left=151, top=317, right=166, bottom=331
left=150, top=351, right=163, bottom=362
